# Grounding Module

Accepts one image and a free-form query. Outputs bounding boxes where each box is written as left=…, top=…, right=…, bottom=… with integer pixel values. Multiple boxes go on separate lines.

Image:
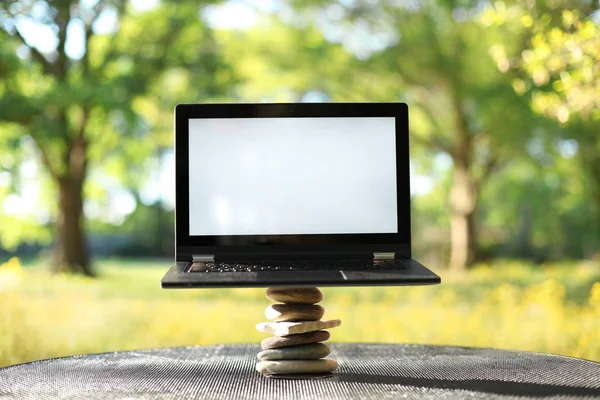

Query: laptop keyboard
left=188, top=260, right=405, bottom=273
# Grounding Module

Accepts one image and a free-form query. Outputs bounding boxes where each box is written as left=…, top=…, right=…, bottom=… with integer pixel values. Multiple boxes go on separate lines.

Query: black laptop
left=161, top=102, right=440, bottom=288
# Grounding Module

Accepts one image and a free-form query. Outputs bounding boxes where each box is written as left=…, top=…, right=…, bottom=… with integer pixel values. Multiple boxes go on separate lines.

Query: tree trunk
left=516, top=202, right=533, bottom=259
left=53, top=137, right=93, bottom=276
left=449, top=161, right=478, bottom=272
left=54, top=178, right=92, bottom=275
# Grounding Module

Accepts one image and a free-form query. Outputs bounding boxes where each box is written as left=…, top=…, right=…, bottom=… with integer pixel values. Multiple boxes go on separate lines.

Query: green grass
left=0, top=258, right=599, bottom=367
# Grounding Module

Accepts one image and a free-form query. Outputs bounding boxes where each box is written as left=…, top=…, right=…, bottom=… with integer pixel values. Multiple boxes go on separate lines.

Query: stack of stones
left=255, top=287, right=341, bottom=377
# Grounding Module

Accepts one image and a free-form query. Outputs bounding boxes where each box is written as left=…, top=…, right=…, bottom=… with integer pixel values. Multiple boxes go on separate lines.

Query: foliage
left=1, top=258, right=599, bottom=367
left=525, top=11, right=599, bottom=123
left=215, top=17, right=359, bottom=103
left=482, top=3, right=599, bottom=123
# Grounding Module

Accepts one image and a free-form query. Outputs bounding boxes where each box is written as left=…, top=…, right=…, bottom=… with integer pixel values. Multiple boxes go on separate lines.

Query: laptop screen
left=188, top=117, right=398, bottom=236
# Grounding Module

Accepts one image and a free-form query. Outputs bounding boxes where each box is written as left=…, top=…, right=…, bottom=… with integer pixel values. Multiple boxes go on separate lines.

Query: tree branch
left=21, top=128, right=60, bottom=180
left=36, top=143, right=60, bottom=180
left=474, top=150, right=506, bottom=192
left=411, top=134, right=453, bottom=154
left=414, top=101, right=455, bottom=154
left=0, top=99, right=60, bottom=178
left=450, top=83, right=472, bottom=164
left=95, top=1, right=128, bottom=73
left=82, top=1, right=107, bottom=76
left=77, top=107, right=89, bottom=140
left=55, top=2, right=72, bottom=79
left=408, top=85, right=455, bottom=154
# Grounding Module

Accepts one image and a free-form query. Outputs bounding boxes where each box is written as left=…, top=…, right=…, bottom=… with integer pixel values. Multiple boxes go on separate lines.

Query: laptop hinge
left=373, top=252, right=395, bottom=260
left=193, top=254, right=215, bottom=262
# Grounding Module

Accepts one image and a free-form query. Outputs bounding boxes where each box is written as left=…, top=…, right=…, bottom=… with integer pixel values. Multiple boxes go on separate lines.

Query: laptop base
left=161, top=258, right=440, bottom=289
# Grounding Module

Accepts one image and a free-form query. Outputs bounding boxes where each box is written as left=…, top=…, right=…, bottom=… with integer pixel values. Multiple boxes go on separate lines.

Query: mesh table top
left=1, top=343, right=599, bottom=399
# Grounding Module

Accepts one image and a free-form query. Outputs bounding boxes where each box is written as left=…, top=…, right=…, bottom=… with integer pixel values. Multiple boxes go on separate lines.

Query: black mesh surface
left=1, top=344, right=599, bottom=399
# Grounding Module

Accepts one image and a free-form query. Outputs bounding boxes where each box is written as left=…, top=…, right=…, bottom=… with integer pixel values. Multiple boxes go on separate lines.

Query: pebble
left=265, top=304, right=325, bottom=322
left=266, top=287, right=324, bottom=304
left=261, top=330, right=330, bottom=350
left=256, top=359, right=338, bottom=375
left=257, top=343, right=331, bottom=361
left=256, top=319, right=341, bottom=337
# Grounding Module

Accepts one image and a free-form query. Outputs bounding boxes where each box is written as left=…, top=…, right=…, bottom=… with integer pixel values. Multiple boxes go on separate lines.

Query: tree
left=0, top=0, right=232, bottom=274
left=283, top=0, right=543, bottom=270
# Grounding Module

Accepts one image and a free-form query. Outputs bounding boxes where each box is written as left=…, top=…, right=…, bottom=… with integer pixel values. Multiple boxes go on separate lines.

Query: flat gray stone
left=257, top=343, right=331, bottom=361
left=266, top=287, right=323, bottom=304
left=265, top=304, right=325, bottom=322
left=257, top=319, right=341, bottom=337
left=261, top=330, right=330, bottom=350
left=264, top=373, right=333, bottom=380
left=256, top=359, right=338, bottom=375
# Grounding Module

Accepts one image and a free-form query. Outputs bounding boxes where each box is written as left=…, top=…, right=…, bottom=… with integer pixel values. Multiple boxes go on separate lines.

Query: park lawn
left=0, top=258, right=599, bottom=367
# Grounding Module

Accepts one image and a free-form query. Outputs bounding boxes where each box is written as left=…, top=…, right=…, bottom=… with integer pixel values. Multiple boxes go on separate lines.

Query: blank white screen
left=188, top=117, right=398, bottom=236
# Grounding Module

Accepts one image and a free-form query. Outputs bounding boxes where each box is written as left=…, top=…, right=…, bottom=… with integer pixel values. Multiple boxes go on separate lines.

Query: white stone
left=256, top=319, right=341, bottom=337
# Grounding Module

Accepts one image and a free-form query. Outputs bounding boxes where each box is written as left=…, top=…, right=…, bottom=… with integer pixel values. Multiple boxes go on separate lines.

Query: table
left=1, top=344, right=599, bottom=399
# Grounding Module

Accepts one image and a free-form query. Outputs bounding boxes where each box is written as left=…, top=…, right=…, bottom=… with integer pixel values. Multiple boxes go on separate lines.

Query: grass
left=0, top=257, right=599, bottom=367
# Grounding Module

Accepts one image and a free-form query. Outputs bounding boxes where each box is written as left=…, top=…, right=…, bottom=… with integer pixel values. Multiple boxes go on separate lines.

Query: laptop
left=161, top=102, right=440, bottom=288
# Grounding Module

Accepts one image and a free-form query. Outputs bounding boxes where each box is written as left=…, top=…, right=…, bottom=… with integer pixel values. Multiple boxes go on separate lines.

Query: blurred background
left=0, top=0, right=599, bottom=367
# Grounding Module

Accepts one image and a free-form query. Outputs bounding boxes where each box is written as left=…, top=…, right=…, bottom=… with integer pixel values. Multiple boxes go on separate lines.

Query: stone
left=264, top=373, right=333, bottom=380
left=256, top=360, right=338, bottom=375
left=265, top=304, right=324, bottom=322
left=256, top=319, right=341, bottom=337
left=261, top=330, right=330, bottom=350
left=257, top=343, right=331, bottom=361
left=266, top=287, right=323, bottom=304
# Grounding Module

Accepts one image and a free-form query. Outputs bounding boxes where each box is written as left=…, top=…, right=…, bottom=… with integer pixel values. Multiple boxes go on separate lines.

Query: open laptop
left=161, top=102, right=440, bottom=288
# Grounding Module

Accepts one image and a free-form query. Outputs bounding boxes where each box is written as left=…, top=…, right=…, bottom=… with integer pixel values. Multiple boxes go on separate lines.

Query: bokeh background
left=0, top=0, right=599, bottom=367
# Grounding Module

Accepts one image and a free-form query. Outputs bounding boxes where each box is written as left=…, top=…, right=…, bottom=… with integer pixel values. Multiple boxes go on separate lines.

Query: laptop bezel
left=174, top=103, right=411, bottom=261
